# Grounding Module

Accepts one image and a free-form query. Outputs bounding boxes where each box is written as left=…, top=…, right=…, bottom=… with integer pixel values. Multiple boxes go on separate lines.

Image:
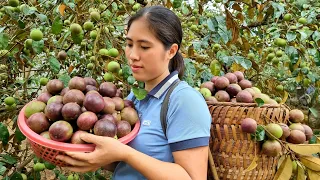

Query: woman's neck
left=144, top=70, right=170, bottom=92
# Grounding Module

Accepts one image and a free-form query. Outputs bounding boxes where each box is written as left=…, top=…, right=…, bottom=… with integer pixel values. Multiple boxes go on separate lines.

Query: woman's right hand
left=56, top=132, right=131, bottom=173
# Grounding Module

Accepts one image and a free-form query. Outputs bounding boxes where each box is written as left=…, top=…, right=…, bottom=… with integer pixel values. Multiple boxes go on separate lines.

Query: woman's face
left=125, top=17, right=173, bottom=86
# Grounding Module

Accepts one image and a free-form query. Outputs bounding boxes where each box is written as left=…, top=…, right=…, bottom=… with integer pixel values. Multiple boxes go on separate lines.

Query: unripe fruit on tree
left=90, top=30, right=97, bottom=39
left=248, top=53, right=255, bottom=60
left=99, top=48, right=109, bottom=56
left=83, top=21, right=94, bottom=31
left=30, top=29, right=43, bottom=41
left=64, top=20, right=71, bottom=25
left=276, top=85, right=284, bottom=92
left=24, top=39, right=33, bottom=49
left=298, top=17, right=307, bottom=25
left=40, top=77, right=49, bottom=86
left=276, top=50, right=283, bottom=57
left=107, top=61, right=120, bottom=73
left=9, top=0, right=19, bottom=7
left=132, top=3, right=141, bottom=11
left=87, top=63, right=94, bottom=70
left=70, top=23, right=82, bottom=34
left=90, top=11, right=100, bottom=22
left=4, top=97, right=15, bottom=106
left=275, top=38, right=286, bottom=47
left=33, top=162, right=45, bottom=171
left=21, top=173, right=27, bottom=180
left=267, top=53, right=275, bottom=62
left=283, top=14, right=292, bottom=21
left=190, top=25, right=197, bottom=31
left=104, top=72, right=114, bottom=82
left=108, top=48, right=119, bottom=57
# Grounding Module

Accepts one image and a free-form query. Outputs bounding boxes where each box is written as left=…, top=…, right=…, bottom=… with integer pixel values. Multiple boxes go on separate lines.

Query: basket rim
left=18, top=102, right=141, bottom=152
left=206, top=101, right=289, bottom=108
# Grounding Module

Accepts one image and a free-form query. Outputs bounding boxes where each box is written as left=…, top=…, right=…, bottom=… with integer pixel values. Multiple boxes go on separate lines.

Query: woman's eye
left=141, top=46, right=149, bottom=50
left=127, top=44, right=133, bottom=47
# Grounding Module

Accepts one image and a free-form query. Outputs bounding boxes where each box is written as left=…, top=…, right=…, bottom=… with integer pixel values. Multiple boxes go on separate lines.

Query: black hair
left=127, top=6, right=185, bottom=78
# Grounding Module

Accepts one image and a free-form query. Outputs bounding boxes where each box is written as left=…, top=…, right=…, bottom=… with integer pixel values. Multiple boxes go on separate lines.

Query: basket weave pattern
left=29, top=140, right=68, bottom=167
left=207, top=102, right=290, bottom=180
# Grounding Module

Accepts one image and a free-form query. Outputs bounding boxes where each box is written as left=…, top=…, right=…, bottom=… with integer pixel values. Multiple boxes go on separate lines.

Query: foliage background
left=1, top=0, right=320, bottom=179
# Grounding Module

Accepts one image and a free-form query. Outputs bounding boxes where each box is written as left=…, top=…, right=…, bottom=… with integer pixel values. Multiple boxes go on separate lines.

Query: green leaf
left=218, top=27, right=230, bottom=44
left=48, top=57, right=60, bottom=74
left=0, top=165, right=6, bottom=176
left=32, top=40, right=44, bottom=54
left=233, top=56, right=252, bottom=69
left=10, top=172, right=23, bottom=180
left=21, top=5, right=35, bottom=15
left=173, top=0, right=182, bottom=8
left=58, top=73, right=71, bottom=87
left=0, top=154, right=17, bottom=165
left=251, top=125, right=266, bottom=141
left=312, top=31, right=320, bottom=42
left=111, top=2, right=118, bottom=11
left=310, top=108, right=318, bottom=118
left=52, top=16, right=63, bottom=35
left=255, top=98, right=265, bottom=107
left=0, top=123, right=9, bottom=145
left=58, top=174, right=67, bottom=180
left=298, top=29, right=313, bottom=41
left=138, top=81, right=145, bottom=89
left=315, top=50, right=320, bottom=66
left=127, top=76, right=135, bottom=85
left=15, top=127, right=26, bottom=142
left=200, top=68, right=212, bottom=82
left=18, top=20, right=25, bottom=29
left=286, top=32, right=297, bottom=42
left=35, top=13, right=48, bottom=23
left=132, top=87, right=147, bottom=100
left=285, top=46, right=299, bottom=64
left=0, top=27, right=5, bottom=33
left=122, top=65, right=132, bottom=80
left=0, top=33, right=9, bottom=50
left=206, top=18, right=215, bottom=31
left=271, top=2, right=285, bottom=18
left=181, top=3, right=189, bottom=15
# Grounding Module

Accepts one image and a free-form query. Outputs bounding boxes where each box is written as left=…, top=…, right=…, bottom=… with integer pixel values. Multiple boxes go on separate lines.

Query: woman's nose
left=129, top=47, right=139, bottom=61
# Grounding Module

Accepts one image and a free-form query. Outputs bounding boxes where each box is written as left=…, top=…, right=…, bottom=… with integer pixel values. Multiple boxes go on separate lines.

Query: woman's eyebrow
left=125, top=37, right=151, bottom=43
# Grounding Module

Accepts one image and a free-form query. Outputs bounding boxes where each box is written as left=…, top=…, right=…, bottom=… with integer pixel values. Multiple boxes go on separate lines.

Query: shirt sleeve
left=166, top=86, right=211, bottom=151
left=125, top=91, right=134, bottom=100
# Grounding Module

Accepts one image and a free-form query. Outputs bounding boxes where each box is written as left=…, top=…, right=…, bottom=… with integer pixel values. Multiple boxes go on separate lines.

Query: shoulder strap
left=160, top=80, right=180, bottom=139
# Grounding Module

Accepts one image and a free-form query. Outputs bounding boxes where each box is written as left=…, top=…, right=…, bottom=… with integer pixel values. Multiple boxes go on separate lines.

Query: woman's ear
left=168, top=43, right=179, bottom=60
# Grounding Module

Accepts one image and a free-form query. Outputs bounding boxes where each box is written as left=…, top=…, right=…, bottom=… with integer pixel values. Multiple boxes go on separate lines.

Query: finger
left=56, top=155, right=90, bottom=167
left=63, top=151, right=93, bottom=162
left=80, top=132, right=105, bottom=145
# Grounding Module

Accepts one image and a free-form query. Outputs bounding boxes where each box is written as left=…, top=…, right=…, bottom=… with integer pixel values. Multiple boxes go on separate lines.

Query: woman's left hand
left=56, top=132, right=130, bottom=173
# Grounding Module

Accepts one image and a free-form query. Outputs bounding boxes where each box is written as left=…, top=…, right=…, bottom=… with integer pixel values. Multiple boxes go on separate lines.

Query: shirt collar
left=148, top=71, right=179, bottom=99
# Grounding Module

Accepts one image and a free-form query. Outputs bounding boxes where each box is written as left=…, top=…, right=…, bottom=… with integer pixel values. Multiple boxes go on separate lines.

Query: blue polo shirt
left=113, top=71, right=211, bottom=180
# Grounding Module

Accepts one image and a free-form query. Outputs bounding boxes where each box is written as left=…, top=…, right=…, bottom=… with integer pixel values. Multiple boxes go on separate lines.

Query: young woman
left=56, top=6, right=212, bottom=180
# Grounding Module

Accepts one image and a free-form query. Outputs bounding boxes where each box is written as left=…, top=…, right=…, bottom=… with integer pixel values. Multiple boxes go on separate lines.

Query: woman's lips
left=131, top=65, right=142, bottom=72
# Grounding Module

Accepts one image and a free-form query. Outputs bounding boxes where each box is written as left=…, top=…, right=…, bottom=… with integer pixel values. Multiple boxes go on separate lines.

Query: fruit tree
left=1, top=0, right=320, bottom=179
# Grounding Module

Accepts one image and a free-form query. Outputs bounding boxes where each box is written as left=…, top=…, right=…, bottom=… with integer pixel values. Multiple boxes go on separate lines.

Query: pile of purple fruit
left=24, top=76, right=138, bottom=144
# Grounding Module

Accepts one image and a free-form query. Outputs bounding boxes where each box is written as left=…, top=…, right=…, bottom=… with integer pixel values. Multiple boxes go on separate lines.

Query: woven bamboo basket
left=206, top=101, right=290, bottom=180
